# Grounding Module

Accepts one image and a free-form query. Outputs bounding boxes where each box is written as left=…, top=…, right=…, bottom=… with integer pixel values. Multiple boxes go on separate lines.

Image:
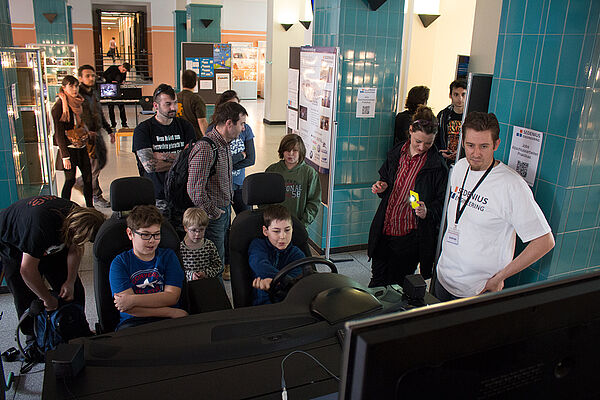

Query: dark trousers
left=75, top=133, right=107, bottom=198
left=369, top=231, right=420, bottom=287
left=108, top=103, right=127, bottom=126
left=432, top=277, right=462, bottom=302
left=2, top=250, right=85, bottom=335
left=62, top=147, right=93, bottom=207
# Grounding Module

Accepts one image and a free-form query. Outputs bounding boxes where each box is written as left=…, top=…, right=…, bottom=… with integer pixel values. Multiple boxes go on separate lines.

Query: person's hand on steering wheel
left=252, top=277, right=273, bottom=291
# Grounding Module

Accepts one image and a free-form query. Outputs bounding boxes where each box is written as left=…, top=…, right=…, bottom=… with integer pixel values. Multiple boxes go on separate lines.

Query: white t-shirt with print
left=437, top=158, right=551, bottom=298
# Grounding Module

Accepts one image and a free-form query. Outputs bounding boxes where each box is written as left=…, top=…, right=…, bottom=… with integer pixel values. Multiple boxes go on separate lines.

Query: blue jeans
left=205, top=205, right=231, bottom=276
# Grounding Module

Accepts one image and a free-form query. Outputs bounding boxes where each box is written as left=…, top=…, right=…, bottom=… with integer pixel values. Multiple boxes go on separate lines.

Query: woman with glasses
left=52, top=75, right=94, bottom=207
left=368, top=106, right=448, bottom=286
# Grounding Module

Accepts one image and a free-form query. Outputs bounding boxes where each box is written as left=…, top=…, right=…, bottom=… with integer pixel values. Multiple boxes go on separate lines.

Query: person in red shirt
left=368, top=106, right=448, bottom=286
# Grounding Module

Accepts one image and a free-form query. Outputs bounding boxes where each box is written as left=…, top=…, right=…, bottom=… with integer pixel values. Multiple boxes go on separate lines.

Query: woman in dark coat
left=369, top=106, right=448, bottom=286
left=52, top=75, right=94, bottom=207
left=393, top=85, right=430, bottom=145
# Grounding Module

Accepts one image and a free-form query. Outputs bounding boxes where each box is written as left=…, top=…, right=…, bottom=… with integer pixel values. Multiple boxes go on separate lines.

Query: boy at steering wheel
left=249, top=205, right=305, bottom=305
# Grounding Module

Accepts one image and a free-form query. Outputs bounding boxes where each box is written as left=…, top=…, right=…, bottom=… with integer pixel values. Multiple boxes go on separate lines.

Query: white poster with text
left=508, top=126, right=543, bottom=186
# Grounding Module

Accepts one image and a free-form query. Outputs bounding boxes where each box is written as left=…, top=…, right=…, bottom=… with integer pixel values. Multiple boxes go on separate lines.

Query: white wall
left=469, top=0, right=502, bottom=74
left=68, top=0, right=177, bottom=27
left=9, top=0, right=34, bottom=24
left=222, top=0, right=267, bottom=31
left=405, top=0, right=477, bottom=115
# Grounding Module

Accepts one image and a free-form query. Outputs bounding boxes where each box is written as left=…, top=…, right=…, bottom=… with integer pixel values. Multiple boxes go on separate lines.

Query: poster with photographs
left=298, top=47, right=337, bottom=174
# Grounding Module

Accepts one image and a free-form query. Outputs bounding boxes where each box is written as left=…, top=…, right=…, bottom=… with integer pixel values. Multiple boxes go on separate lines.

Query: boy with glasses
left=109, top=205, right=187, bottom=330
left=180, top=207, right=221, bottom=281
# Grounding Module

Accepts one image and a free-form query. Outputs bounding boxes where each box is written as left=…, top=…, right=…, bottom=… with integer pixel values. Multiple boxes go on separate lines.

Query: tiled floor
left=0, top=99, right=374, bottom=399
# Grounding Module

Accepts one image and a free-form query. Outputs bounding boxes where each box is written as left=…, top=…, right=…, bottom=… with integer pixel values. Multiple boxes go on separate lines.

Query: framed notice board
left=181, top=42, right=232, bottom=105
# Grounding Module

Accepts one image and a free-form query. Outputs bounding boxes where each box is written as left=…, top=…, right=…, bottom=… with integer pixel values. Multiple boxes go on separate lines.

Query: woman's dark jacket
left=368, top=141, right=448, bottom=277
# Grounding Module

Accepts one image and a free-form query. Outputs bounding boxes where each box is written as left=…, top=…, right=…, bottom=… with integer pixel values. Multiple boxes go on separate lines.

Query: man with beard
left=132, top=84, right=196, bottom=211
left=75, top=64, right=115, bottom=208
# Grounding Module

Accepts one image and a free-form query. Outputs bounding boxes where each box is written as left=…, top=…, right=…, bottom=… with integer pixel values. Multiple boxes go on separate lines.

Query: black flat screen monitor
left=339, top=272, right=600, bottom=399
left=99, top=83, right=119, bottom=99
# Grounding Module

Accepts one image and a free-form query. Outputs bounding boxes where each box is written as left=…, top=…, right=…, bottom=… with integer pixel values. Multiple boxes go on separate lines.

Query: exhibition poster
left=508, top=125, right=543, bottom=186
left=213, top=44, right=231, bottom=69
left=199, top=57, right=214, bottom=77
left=298, top=48, right=336, bottom=174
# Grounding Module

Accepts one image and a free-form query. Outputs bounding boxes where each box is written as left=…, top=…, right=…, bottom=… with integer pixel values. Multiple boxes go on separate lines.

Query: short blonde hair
left=62, top=206, right=106, bottom=247
left=182, top=207, right=209, bottom=228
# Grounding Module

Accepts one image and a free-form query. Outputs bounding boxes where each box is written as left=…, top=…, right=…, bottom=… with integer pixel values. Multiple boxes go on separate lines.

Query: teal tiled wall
left=489, top=0, right=600, bottom=286
left=33, top=0, right=69, bottom=44
left=0, top=0, right=19, bottom=207
left=309, top=0, right=404, bottom=249
left=186, top=4, right=221, bottom=43
left=174, top=10, right=187, bottom=91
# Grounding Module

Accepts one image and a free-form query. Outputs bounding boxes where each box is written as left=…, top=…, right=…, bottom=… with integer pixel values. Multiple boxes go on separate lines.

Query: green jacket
left=265, top=160, right=321, bottom=226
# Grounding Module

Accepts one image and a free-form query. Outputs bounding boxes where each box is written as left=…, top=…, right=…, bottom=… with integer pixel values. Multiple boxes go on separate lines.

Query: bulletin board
left=181, top=42, right=232, bottom=105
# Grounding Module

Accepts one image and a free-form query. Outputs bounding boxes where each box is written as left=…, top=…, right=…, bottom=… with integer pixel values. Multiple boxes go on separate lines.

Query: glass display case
left=231, top=43, right=258, bottom=100
left=26, top=43, right=78, bottom=103
left=0, top=47, right=57, bottom=199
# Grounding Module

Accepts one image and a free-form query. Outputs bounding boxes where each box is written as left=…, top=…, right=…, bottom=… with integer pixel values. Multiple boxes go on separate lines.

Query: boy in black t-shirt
left=132, top=84, right=196, bottom=212
left=435, top=79, right=467, bottom=165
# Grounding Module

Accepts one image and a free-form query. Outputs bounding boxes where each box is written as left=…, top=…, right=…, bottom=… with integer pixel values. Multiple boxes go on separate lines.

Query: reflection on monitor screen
left=340, top=272, right=600, bottom=399
left=100, top=83, right=119, bottom=98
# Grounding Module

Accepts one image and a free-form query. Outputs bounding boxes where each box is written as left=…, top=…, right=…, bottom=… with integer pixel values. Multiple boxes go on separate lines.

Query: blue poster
left=213, top=44, right=231, bottom=69
left=199, top=57, right=214, bottom=77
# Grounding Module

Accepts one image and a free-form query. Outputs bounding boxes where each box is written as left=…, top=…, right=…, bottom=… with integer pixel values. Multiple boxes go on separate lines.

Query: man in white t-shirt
left=434, top=112, right=555, bottom=301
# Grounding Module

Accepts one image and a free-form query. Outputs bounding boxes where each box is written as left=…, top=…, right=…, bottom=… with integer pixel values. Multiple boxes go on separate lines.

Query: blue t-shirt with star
left=109, top=247, right=184, bottom=326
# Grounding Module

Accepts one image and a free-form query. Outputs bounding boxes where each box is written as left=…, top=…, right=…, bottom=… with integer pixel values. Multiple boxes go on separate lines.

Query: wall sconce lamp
left=281, top=23, right=294, bottom=31
left=418, top=14, right=440, bottom=28
left=201, top=19, right=213, bottom=28
left=299, top=20, right=312, bottom=30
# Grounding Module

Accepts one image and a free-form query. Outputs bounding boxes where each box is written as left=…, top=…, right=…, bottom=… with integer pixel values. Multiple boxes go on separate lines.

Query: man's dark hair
left=462, top=112, right=500, bottom=142
left=277, top=134, right=306, bottom=164
left=77, top=64, right=95, bottom=77
left=212, top=102, right=248, bottom=125
left=263, top=205, right=292, bottom=229
left=121, top=62, right=131, bottom=72
left=405, top=85, right=429, bottom=113
left=153, top=83, right=176, bottom=103
left=449, top=79, right=467, bottom=94
left=181, top=69, right=197, bottom=89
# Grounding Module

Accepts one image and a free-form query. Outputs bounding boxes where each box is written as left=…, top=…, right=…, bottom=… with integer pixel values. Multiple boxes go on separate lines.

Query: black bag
left=165, top=136, right=218, bottom=212
left=16, top=298, right=92, bottom=363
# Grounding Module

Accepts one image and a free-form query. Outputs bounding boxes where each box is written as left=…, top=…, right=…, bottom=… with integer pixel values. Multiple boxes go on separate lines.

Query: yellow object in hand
left=409, top=190, right=419, bottom=209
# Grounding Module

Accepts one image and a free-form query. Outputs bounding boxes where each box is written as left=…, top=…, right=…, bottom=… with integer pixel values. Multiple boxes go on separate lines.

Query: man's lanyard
left=455, top=160, right=495, bottom=225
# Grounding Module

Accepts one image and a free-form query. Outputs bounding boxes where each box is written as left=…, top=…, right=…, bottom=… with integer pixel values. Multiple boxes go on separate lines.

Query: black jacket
left=367, top=142, right=448, bottom=277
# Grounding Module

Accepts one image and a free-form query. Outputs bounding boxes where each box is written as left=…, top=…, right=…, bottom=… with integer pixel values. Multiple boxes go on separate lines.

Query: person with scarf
left=51, top=75, right=94, bottom=208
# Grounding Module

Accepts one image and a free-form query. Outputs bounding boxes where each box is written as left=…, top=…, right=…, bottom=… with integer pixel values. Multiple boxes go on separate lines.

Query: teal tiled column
left=489, top=0, right=600, bottom=286
left=33, top=0, right=69, bottom=44
left=308, top=0, right=404, bottom=251
left=0, top=0, right=19, bottom=207
left=174, top=10, right=187, bottom=91
left=186, top=4, right=221, bottom=43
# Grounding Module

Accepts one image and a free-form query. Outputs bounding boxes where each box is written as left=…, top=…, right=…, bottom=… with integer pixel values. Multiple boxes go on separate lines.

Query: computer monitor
left=339, top=271, right=600, bottom=399
left=99, top=83, right=119, bottom=99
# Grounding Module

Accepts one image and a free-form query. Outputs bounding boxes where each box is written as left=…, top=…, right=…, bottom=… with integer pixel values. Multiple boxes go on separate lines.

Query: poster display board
left=181, top=42, right=232, bottom=104
left=297, top=47, right=337, bottom=174
left=508, top=126, right=543, bottom=187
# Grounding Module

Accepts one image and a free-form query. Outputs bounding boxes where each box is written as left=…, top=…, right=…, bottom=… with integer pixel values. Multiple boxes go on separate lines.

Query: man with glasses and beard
left=132, top=84, right=196, bottom=212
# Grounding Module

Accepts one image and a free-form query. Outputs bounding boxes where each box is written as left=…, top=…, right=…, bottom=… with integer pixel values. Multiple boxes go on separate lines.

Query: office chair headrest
left=110, top=177, right=156, bottom=212
left=242, top=172, right=285, bottom=206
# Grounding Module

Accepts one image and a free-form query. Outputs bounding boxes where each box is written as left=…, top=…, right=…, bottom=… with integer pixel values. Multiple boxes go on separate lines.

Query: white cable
left=280, top=350, right=341, bottom=398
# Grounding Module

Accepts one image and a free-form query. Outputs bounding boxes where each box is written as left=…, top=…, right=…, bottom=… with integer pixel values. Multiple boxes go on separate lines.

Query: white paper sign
left=356, top=87, right=377, bottom=118
left=288, top=68, right=299, bottom=109
left=507, top=126, right=543, bottom=186
left=287, top=108, right=298, bottom=132
left=215, top=73, right=230, bottom=94
left=199, top=80, right=213, bottom=90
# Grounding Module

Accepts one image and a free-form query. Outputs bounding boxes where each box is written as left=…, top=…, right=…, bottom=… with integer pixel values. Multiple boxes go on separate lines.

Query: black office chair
left=93, top=177, right=231, bottom=333
left=229, top=172, right=311, bottom=308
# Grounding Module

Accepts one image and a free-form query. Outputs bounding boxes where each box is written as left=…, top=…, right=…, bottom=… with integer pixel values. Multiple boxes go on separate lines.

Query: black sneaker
left=121, top=123, right=129, bottom=128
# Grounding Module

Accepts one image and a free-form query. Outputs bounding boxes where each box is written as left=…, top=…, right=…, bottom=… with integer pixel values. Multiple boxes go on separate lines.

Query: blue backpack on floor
left=16, top=298, right=92, bottom=362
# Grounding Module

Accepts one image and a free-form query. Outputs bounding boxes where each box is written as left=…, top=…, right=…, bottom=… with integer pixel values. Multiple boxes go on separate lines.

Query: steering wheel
left=268, top=256, right=338, bottom=303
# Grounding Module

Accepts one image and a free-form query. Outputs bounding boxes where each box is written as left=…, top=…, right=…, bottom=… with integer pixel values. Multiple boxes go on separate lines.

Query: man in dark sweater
left=435, top=79, right=467, bottom=166
left=76, top=65, right=114, bottom=207
left=103, top=62, right=131, bottom=128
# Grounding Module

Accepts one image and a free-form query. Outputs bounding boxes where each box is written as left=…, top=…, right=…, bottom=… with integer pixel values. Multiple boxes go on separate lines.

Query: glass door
left=0, top=47, right=56, bottom=198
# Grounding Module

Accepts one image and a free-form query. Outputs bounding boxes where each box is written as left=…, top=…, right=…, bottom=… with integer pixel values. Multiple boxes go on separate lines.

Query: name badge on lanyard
left=446, top=225, right=460, bottom=245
